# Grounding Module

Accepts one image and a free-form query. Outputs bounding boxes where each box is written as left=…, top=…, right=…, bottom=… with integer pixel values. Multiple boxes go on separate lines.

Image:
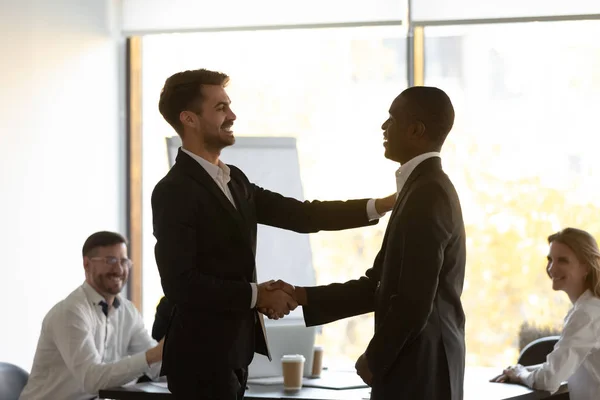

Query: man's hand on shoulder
left=374, top=193, right=397, bottom=215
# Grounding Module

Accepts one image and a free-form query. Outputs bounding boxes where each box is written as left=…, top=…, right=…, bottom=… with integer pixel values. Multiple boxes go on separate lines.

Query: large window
left=140, top=26, right=407, bottom=368
left=424, top=20, right=600, bottom=366
left=136, top=17, right=600, bottom=370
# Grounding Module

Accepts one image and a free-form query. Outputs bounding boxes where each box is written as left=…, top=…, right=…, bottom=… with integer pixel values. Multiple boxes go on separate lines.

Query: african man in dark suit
left=280, top=87, right=466, bottom=400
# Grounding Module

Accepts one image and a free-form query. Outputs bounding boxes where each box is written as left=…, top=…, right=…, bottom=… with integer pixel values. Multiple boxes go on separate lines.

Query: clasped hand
left=256, top=280, right=297, bottom=320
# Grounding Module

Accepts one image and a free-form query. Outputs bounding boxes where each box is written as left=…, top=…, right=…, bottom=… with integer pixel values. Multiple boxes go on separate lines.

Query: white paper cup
left=281, top=354, right=305, bottom=391
left=311, top=346, right=324, bottom=378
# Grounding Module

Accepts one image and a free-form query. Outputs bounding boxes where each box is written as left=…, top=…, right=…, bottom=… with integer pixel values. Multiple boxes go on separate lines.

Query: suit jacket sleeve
left=253, top=184, right=378, bottom=232
left=152, top=180, right=251, bottom=311
left=151, top=296, right=172, bottom=341
left=301, top=252, right=383, bottom=326
left=365, top=181, right=454, bottom=377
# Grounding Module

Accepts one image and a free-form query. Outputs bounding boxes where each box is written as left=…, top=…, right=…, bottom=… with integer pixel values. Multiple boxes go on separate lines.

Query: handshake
left=256, top=280, right=307, bottom=320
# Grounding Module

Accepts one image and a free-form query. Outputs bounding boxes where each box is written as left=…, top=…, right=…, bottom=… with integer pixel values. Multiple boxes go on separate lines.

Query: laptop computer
left=248, top=320, right=315, bottom=378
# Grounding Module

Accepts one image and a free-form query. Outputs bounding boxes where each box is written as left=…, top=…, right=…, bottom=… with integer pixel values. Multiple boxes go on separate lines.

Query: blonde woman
left=491, top=227, right=600, bottom=400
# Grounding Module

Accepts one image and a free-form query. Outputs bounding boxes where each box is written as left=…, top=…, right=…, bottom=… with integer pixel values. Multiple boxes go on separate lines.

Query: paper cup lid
left=281, top=354, right=306, bottom=362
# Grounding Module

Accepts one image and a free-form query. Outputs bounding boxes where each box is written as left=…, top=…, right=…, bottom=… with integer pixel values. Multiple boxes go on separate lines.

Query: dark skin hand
left=355, top=352, right=373, bottom=386
left=256, top=280, right=298, bottom=319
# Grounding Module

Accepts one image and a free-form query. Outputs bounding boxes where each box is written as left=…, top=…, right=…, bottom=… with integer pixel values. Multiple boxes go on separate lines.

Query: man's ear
left=408, top=121, right=426, bottom=140
left=179, top=111, right=196, bottom=129
left=83, top=256, right=90, bottom=272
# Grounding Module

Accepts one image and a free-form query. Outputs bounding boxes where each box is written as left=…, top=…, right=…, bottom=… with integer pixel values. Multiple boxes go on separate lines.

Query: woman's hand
left=490, top=364, right=528, bottom=384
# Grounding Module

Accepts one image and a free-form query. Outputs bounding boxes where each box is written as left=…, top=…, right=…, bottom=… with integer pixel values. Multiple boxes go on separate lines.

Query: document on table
left=247, top=370, right=368, bottom=390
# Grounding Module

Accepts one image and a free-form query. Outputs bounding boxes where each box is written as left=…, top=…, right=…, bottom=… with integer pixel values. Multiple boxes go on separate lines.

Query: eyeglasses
left=90, top=256, right=133, bottom=269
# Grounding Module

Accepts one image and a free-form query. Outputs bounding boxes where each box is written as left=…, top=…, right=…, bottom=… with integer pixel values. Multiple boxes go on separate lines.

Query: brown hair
left=82, top=231, right=127, bottom=257
left=547, top=227, right=600, bottom=297
left=158, top=69, right=230, bottom=135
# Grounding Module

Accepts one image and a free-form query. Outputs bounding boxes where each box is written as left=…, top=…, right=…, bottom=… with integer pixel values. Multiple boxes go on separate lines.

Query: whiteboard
left=166, top=136, right=316, bottom=322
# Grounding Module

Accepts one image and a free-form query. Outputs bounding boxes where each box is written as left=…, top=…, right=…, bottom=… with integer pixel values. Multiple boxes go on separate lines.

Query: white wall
left=0, top=0, right=125, bottom=370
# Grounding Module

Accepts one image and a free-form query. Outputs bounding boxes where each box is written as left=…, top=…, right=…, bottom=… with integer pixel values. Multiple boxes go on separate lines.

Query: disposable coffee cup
left=281, top=354, right=305, bottom=391
left=311, top=345, right=324, bottom=378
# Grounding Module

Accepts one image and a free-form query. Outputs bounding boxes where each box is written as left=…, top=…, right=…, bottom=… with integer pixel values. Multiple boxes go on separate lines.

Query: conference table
left=99, top=367, right=568, bottom=400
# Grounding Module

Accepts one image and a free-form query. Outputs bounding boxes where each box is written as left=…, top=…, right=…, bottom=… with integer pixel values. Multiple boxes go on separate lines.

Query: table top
left=98, top=367, right=568, bottom=400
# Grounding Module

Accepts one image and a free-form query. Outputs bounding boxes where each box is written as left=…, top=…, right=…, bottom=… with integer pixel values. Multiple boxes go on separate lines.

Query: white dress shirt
left=521, top=290, right=600, bottom=400
left=395, top=152, right=441, bottom=195
left=19, top=282, right=160, bottom=400
left=180, top=147, right=385, bottom=308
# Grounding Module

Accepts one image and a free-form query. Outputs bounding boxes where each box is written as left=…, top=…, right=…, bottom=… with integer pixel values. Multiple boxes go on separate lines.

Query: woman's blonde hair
left=547, top=227, right=600, bottom=297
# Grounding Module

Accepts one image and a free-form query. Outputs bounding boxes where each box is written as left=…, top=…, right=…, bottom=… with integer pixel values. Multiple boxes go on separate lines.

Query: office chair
left=518, top=335, right=560, bottom=366
left=0, top=362, right=29, bottom=400
left=517, top=336, right=569, bottom=399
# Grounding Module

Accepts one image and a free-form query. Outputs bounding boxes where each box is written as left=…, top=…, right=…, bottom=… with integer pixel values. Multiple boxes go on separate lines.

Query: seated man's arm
left=52, top=305, right=161, bottom=394
left=127, top=304, right=163, bottom=380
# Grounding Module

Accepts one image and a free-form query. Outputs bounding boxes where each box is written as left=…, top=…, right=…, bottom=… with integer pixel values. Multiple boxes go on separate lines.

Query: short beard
left=204, top=134, right=234, bottom=153
left=95, top=274, right=125, bottom=295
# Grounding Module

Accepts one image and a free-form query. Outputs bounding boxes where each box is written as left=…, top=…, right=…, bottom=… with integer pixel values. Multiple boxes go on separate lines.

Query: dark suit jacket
left=151, top=149, right=377, bottom=379
left=303, top=157, right=466, bottom=400
left=151, top=296, right=171, bottom=342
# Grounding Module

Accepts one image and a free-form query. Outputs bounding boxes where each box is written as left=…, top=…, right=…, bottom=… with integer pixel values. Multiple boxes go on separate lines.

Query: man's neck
left=182, top=142, right=220, bottom=165
left=86, top=280, right=117, bottom=307
left=104, top=295, right=117, bottom=308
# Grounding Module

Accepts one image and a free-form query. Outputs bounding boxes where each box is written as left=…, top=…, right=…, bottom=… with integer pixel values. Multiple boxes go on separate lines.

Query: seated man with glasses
left=20, top=231, right=164, bottom=400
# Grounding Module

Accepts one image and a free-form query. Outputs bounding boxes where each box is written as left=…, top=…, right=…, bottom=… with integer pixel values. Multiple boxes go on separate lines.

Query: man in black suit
left=283, top=87, right=466, bottom=400
left=151, top=68, right=396, bottom=399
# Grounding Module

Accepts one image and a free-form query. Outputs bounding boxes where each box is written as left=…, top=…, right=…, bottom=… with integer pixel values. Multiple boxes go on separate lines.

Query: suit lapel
left=389, top=157, right=442, bottom=222
left=175, top=150, right=247, bottom=234
left=227, top=174, right=252, bottom=233
left=377, top=170, right=420, bottom=257
left=389, top=169, right=420, bottom=222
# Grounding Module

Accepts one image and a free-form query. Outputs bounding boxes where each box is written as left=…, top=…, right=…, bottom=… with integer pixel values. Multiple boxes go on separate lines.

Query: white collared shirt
left=181, top=147, right=236, bottom=208
left=395, top=152, right=441, bottom=196
left=180, top=147, right=385, bottom=308
left=522, top=290, right=600, bottom=399
left=19, top=282, right=161, bottom=400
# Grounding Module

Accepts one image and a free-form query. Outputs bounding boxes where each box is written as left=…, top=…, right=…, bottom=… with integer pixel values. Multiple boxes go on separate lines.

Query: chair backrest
left=0, top=362, right=29, bottom=400
left=518, top=335, right=560, bottom=366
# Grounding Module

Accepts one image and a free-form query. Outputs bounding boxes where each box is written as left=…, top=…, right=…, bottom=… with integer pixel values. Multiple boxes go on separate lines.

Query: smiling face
left=381, top=94, right=419, bottom=164
left=181, top=84, right=237, bottom=153
left=546, top=241, right=589, bottom=300
left=84, top=243, right=129, bottom=298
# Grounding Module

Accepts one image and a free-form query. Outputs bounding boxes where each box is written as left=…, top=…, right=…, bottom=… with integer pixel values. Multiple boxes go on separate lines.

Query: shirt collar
left=574, top=289, right=593, bottom=307
left=181, top=147, right=231, bottom=183
left=395, top=151, right=441, bottom=179
left=82, top=281, right=121, bottom=310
